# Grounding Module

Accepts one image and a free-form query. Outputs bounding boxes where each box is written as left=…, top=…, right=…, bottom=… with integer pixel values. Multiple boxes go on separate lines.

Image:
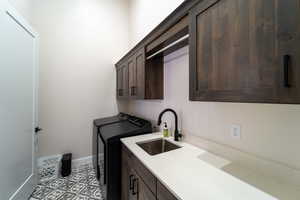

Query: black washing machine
left=92, top=113, right=128, bottom=180
left=92, top=113, right=152, bottom=200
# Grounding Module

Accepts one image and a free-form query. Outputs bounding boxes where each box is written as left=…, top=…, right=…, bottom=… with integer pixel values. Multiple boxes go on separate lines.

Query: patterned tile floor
left=30, top=162, right=105, bottom=200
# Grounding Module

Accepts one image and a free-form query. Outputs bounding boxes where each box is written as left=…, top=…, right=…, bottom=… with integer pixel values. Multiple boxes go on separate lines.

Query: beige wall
left=9, top=0, right=33, bottom=21
left=123, top=0, right=300, bottom=184
left=11, top=0, right=300, bottom=178
left=128, top=0, right=185, bottom=47
left=28, top=0, right=130, bottom=159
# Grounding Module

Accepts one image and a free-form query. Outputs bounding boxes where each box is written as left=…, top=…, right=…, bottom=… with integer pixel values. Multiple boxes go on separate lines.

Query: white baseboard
left=71, top=154, right=104, bottom=168
left=72, top=156, right=92, bottom=168
left=10, top=174, right=36, bottom=200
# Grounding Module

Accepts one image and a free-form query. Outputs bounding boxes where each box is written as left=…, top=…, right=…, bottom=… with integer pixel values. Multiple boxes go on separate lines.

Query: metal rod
left=146, top=34, right=189, bottom=60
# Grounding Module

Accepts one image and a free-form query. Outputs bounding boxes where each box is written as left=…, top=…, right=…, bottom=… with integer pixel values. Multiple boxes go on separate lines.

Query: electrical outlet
left=230, top=124, right=241, bottom=140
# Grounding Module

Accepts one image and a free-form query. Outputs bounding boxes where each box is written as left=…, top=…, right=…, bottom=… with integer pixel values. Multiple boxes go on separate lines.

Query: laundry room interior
left=1, top=0, right=300, bottom=199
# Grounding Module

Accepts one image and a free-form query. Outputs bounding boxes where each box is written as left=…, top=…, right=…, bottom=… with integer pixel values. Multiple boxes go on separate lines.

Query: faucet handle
left=174, top=130, right=183, bottom=141
left=178, top=131, right=183, bottom=139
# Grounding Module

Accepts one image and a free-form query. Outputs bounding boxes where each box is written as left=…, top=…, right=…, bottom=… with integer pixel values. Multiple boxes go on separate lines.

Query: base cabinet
left=122, top=145, right=178, bottom=200
left=157, top=181, right=178, bottom=200
left=128, top=170, right=156, bottom=200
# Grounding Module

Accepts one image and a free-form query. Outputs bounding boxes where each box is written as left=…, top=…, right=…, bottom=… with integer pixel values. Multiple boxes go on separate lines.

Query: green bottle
left=163, top=122, right=169, bottom=137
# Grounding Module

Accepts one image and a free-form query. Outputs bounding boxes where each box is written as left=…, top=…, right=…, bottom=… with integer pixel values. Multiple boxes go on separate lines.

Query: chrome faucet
left=157, top=108, right=182, bottom=141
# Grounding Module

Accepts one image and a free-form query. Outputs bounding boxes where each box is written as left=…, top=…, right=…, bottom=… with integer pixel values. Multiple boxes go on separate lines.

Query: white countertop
left=121, top=133, right=278, bottom=200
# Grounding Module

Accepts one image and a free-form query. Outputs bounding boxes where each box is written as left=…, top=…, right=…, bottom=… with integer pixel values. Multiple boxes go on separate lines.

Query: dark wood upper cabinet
left=189, top=0, right=300, bottom=103
left=116, top=48, right=164, bottom=100
left=116, top=0, right=300, bottom=104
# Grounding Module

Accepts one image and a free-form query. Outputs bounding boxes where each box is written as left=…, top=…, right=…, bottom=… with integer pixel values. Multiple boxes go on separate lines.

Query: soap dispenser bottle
left=162, top=122, right=169, bottom=137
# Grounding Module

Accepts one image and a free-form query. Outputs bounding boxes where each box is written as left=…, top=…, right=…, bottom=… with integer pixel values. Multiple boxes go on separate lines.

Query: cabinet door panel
left=116, top=63, right=129, bottom=99
left=128, top=58, right=136, bottom=98
left=157, top=181, right=178, bottom=200
left=277, top=0, right=300, bottom=103
left=123, top=64, right=129, bottom=98
left=122, top=149, right=130, bottom=200
left=117, top=67, right=123, bottom=98
left=129, top=170, right=155, bottom=200
left=136, top=49, right=145, bottom=99
left=137, top=175, right=156, bottom=200
left=190, top=0, right=280, bottom=103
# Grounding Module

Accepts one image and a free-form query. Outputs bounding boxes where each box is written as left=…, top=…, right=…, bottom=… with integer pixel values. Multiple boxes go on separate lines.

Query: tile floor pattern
left=30, top=162, right=105, bottom=200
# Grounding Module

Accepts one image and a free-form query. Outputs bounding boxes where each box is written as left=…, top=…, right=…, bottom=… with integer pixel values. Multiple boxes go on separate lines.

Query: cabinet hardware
left=130, top=86, right=137, bottom=96
left=284, top=55, right=291, bottom=88
left=130, top=87, right=134, bottom=96
left=129, top=174, right=134, bottom=191
left=118, top=89, right=123, bottom=96
left=132, top=178, right=139, bottom=195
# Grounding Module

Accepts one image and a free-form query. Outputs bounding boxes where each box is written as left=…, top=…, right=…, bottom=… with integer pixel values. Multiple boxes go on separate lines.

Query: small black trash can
left=61, top=153, right=72, bottom=177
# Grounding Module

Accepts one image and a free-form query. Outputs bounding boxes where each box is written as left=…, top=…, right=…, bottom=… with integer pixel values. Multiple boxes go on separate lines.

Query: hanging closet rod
left=146, top=34, right=189, bottom=60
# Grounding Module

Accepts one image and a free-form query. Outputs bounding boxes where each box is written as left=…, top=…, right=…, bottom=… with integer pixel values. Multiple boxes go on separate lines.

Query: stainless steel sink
left=137, top=138, right=181, bottom=156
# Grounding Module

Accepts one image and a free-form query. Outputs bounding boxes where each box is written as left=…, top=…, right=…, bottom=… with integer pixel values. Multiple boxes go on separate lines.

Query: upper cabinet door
left=189, top=0, right=300, bottom=103
left=116, top=63, right=129, bottom=99
left=135, top=48, right=146, bottom=99
left=128, top=48, right=145, bottom=99
left=117, top=66, right=124, bottom=98
left=123, top=64, right=129, bottom=98
left=128, top=57, right=137, bottom=98
left=277, top=0, right=300, bottom=103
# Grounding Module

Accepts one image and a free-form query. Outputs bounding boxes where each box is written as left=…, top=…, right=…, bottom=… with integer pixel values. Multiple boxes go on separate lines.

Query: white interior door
left=0, top=1, right=39, bottom=199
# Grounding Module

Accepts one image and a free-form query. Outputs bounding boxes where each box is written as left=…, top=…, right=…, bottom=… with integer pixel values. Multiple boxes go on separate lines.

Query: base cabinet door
left=121, top=149, right=131, bottom=200
left=189, top=0, right=300, bottom=103
left=129, top=170, right=156, bottom=200
left=123, top=145, right=173, bottom=200
left=157, top=181, right=178, bottom=200
left=122, top=153, right=155, bottom=200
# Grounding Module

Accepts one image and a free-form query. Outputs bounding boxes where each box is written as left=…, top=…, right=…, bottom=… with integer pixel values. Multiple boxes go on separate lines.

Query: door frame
left=4, top=2, right=40, bottom=200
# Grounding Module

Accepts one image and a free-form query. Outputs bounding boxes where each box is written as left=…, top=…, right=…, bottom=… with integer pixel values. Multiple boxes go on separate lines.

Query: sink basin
left=137, top=138, right=181, bottom=155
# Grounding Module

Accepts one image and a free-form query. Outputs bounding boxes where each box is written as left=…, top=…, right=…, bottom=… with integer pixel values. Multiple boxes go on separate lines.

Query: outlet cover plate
left=230, top=124, right=241, bottom=140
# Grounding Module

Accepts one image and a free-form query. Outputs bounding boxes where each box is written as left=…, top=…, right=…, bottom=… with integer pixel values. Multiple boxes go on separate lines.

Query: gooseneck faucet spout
left=157, top=108, right=182, bottom=141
